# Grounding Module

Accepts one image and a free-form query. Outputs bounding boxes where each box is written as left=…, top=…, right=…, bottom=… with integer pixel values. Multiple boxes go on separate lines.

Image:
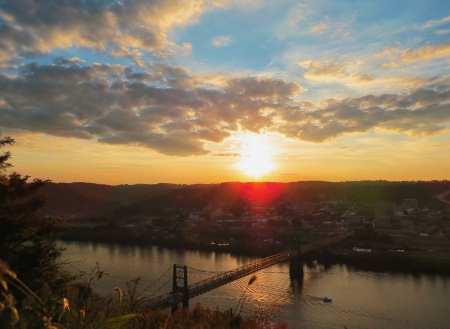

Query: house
left=374, top=216, right=390, bottom=228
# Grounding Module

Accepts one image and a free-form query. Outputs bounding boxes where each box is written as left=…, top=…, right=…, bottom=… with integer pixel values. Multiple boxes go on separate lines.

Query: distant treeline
left=110, top=180, right=450, bottom=217
left=307, top=250, right=450, bottom=275
left=62, top=225, right=288, bottom=257
left=43, top=180, right=450, bottom=218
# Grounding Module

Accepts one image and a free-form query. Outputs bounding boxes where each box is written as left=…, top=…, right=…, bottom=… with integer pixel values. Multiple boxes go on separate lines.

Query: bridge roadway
left=146, top=231, right=352, bottom=310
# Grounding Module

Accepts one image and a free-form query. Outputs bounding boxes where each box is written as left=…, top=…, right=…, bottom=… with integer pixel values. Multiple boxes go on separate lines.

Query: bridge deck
left=147, top=231, right=351, bottom=309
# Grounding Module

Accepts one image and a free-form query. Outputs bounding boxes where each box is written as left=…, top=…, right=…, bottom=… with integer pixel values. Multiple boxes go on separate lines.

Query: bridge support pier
left=171, top=264, right=189, bottom=313
left=289, top=232, right=303, bottom=278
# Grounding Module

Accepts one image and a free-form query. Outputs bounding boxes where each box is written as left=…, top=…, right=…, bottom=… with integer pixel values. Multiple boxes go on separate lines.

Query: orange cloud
left=298, top=60, right=374, bottom=84
left=401, top=43, right=450, bottom=63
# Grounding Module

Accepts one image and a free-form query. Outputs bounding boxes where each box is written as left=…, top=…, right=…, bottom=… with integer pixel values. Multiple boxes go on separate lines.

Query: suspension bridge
left=126, top=230, right=352, bottom=311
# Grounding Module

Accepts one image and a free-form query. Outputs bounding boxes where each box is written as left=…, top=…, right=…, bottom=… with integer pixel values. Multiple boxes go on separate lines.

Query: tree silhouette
left=0, top=134, right=65, bottom=293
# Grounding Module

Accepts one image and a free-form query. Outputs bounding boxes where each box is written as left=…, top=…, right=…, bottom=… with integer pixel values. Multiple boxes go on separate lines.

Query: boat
left=323, top=297, right=332, bottom=302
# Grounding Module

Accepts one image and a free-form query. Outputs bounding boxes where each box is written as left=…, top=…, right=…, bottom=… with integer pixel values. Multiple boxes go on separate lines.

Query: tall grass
left=1, top=262, right=292, bottom=329
left=234, top=275, right=257, bottom=317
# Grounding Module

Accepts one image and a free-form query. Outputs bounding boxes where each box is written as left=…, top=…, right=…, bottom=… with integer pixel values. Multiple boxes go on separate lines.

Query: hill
left=41, top=182, right=183, bottom=217
left=40, top=180, right=450, bottom=218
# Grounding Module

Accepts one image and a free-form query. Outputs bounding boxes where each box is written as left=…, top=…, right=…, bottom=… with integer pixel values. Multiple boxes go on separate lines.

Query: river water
left=59, top=241, right=449, bottom=329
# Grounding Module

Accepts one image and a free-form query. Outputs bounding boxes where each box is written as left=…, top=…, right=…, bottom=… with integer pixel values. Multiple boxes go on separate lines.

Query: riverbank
left=302, top=249, right=450, bottom=274
left=62, top=226, right=450, bottom=275
left=61, top=226, right=287, bottom=257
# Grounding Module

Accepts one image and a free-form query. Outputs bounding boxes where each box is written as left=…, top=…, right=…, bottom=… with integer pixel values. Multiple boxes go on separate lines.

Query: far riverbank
left=62, top=226, right=450, bottom=275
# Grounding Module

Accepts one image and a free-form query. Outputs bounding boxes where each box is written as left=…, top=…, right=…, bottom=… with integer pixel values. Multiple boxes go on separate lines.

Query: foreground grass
left=0, top=263, right=291, bottom=329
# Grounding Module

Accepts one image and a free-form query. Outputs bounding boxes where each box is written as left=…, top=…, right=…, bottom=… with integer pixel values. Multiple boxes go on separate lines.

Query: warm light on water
left=60, top=241, right=449, bottom=329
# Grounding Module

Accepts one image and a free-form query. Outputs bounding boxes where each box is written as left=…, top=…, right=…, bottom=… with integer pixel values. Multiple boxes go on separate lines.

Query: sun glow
left=236, top=134, right=275, bottom=178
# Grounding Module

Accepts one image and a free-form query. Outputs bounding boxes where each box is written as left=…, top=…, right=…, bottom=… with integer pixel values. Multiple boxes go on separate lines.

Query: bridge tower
left=290, top=232, right=301, bottom=253
left=289, top=232, right=304, bottom=278
left=171, top=264, right=189, bottom=313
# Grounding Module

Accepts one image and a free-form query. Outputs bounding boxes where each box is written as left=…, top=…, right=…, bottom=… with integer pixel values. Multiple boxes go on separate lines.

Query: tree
left=0, top=134, right=65, bottom=293
left=0, top=135, right=13, bottom=185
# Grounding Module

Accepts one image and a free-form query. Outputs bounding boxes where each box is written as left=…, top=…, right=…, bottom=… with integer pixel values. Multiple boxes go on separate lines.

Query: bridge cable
left=135, top=266, right=173, bottom=298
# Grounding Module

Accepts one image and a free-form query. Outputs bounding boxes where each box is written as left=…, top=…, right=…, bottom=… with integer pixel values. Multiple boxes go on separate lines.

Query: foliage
left=1, top=262, right=292, bottom=329
left=0, top=134, right=66, bottom=293
left=0, top=262, right=144, bottom=329
left=164, top=303, right=292, bottom=329
left=234, top=275, right=257, bottom=318
left=0, top=135, right=14, bottom=172
left=0, top=135, right=14, bottom=185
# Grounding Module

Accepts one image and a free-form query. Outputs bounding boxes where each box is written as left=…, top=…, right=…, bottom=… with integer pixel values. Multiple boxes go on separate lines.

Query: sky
left=1, top=0, right=450, bottom=184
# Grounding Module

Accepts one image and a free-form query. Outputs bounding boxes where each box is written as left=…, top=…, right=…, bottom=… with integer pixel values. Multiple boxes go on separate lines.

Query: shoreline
left=60, top=233, right=450, bottom=275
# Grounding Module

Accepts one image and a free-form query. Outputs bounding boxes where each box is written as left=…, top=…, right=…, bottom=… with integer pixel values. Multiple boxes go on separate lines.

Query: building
left=343, top=213, right=363, bottom=225
left=374, top=216, right=390, bottom=228
left=403, top=199, right=418, bottom=209
left=375, top=201, right=395, bottom=217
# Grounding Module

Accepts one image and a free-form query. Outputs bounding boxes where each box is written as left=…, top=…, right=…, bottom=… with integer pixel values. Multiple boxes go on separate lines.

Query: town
left=54, top=181, right=450, bottom=263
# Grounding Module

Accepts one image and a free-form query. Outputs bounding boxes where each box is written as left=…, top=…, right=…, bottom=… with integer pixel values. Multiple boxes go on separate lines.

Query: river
left=59, top=241, right=449, bottom=329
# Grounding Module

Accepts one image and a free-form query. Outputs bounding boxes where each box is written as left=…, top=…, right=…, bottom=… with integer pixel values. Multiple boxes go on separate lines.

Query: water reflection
left=289, top=272, right=303, bottom=294
left=60, top=241, right=450, bottom=329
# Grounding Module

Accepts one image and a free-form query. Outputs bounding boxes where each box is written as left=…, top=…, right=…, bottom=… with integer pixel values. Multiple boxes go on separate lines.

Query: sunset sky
left=1, top=0, right=450, bottom=184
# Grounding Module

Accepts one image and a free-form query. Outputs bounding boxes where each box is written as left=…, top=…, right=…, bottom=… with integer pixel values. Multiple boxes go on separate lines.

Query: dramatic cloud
left=0, top=61, right=306, bottom=156
left=0, top=0, right=206, bottom=62
left=1, top=59, right=450, bottom=155
left=278, top=85, right=450, bottom=142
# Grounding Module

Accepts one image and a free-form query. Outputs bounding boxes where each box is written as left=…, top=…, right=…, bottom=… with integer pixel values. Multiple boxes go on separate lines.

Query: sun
left=238, top=153, right=274, bottom=177
left=236, top=134, right=275, bottom=178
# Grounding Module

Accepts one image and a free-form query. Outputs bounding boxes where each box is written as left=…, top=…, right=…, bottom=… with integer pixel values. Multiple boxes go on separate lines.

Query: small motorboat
left=323, top=297, right=332, bottom=302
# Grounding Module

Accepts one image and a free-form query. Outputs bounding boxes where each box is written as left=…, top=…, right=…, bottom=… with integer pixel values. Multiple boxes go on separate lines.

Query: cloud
left=435, top=29, right=450, bottom=35
left=212, top=35, right=232, bottom=47
left=299, top=60, right=374, bottom=83
left=308, top=17, right=350, bottom=39
left=151, top=42, right=193, bottom=61
left=274, top=2, right=308, bottom=39
left=226, top=76, right=305, bottom=97
left=0, top=0, right=206, bottom=62
left=401, top=43, right=450, bottom=63
left=53, top=57, right=86, bottom=65
left=373, top=47, right=403, bottom=59
left=375, top=44, right=450, bottom=67
left=0, top=61, right=305, bottom=155
left=279, top=84, right=450, bottom=142
left=381, top=61, right=401, bottom=68
left=213, top=153, right=241, bottom=157
left=301, top=61, right=345, bottom=78
left=1, top=59, right=450, bottom=155
left=278, top=6, right=349, bottom=40
left=416, top=16, right=450, bottom=30
left=110, top=47, right=143, bottom=66
left=309, top=22, right=329, bottom=34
